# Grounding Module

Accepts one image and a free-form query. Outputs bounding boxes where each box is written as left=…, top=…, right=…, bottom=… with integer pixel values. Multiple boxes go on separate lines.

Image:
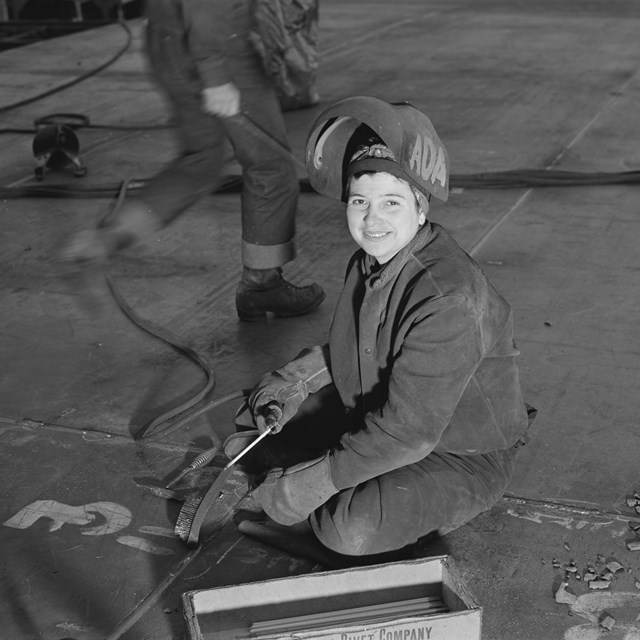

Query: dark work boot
left=236, top=267, right=325, bottom=321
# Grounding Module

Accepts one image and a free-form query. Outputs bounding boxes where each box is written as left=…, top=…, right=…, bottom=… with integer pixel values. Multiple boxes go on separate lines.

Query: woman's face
left=346, top=172, right=426, bottom=264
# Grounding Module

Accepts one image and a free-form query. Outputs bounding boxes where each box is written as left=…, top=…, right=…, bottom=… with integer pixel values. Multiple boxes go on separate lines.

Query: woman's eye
left=348, top=198, right=366, bottom=206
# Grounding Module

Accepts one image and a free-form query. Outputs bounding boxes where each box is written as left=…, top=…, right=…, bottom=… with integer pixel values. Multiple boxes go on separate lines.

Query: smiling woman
left=228, top=96, right=534, bottom=558
left=346, top=170, right=427, bottom=265
left=341, top=124, right=432, bottom=264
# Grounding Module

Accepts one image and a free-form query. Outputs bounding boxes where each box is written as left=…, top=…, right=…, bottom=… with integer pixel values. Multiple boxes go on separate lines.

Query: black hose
left=0, top=114, right=169, bottom=135
left=0, top=175, right=246, bottom=200
left=449, top=169, right=640, bottom=189
left=0, top=20, right=133, bottom=114
left=97, top=179, right=239, bottom=442
left=2, top=170, right=640, bottom=202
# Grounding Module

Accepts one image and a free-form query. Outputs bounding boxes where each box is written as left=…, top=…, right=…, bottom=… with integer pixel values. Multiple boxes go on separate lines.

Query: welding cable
left=104, top=269, right=214, bottom=442
left=2, top=169, right=640, bottom=201
left=0, top=175, right=248, bottom=200
left=35, top=112, right=169, bottom=131
left=0, top=112, right=170, bottom=135
left=99, top=178, right=239, bottom=442
left=153, top=388, right=251, bottom=437
left=0, top=19, right=133, bottom=115
left=449, top=169, right=640, bottom=189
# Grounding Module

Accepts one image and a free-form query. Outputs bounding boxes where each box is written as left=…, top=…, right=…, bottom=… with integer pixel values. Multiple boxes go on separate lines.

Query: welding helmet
left=305, top=96, right=449, bottom=202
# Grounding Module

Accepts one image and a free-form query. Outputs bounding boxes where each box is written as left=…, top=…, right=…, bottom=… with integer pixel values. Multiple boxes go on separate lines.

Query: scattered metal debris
left=554, top=581, right=576, bottom=605
left=605, top=559, right=624, bottom=574
left=598, top=611, right=616, bottom=632
left=588, top=578, right=611, bottom=590
left=628, top=492, right=640, bottom=515
left=565, top=561, right=578, bottom=573
left=551, top=528, right=640, bottom=612
left=565, top=561, right=578, bottom=581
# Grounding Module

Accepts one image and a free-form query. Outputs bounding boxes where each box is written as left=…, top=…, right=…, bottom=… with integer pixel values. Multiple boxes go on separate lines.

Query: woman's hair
left=347, top=170, right=430, bottom=214
left=345, top=125, right=430, bottom=213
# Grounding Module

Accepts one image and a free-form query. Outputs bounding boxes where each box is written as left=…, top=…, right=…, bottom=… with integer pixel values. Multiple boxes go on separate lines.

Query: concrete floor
left=2, top=1, right=640, bottom=638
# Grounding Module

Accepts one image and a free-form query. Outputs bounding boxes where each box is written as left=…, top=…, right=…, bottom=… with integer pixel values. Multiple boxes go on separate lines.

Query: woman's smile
left=363, top=229, right=391, bottom=239
left=346, top=172, right=426, bottom=263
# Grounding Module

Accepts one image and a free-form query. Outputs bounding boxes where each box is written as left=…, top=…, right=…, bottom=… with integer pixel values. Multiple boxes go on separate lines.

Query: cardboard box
left=182, top=556, right=482, bottom=640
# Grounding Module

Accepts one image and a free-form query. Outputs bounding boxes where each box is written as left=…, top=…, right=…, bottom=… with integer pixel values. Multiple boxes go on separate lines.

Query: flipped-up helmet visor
left=305, top=96, right=449, bottom=202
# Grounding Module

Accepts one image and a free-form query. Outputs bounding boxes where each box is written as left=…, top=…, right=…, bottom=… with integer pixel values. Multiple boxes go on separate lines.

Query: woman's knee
left=311, top=509, right=384, bottom=556
left=309, top=483, right=417, bottom=556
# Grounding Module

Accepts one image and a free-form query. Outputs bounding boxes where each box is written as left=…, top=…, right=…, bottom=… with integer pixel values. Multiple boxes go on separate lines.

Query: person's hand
left=248, top=347, right=331, bottom=433
left=252, top=453, right=338, bottom=525
left=202, top=82, right=241, bottom=118
left=249, top=373, right=308, bottom=434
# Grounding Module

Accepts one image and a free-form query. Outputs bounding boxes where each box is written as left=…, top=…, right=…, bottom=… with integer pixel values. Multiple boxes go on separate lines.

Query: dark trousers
left=312, top=443, right=520, bottom=555
left=141, top=17, right=298, bottom=269
left=238, top=385, right=527, bottom=556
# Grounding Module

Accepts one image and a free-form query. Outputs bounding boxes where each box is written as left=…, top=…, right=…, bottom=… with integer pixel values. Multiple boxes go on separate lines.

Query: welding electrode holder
left=262, top=401, right=284, bottom=431
left=256, top=385, right=302, bottom=434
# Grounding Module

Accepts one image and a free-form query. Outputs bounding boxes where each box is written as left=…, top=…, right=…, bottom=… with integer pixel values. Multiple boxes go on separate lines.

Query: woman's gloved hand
left=248, top=346, right=332, bottom=434
left=249, top=374, right=308, bottom=434
left=252, top=453, right=338, bottom=525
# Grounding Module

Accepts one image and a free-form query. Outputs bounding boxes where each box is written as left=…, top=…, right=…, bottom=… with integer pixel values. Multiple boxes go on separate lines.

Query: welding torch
left=223, top=401, right=283, bottom=469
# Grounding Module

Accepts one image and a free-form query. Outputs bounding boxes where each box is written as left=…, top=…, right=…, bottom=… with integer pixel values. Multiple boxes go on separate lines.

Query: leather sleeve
left=276, top=344, right=333, bottom=393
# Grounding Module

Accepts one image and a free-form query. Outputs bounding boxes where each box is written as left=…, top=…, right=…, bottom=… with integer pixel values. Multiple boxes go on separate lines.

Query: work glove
left=249, top=346, right=332, bottom=434
left=252, top=452, right=338, bottom=526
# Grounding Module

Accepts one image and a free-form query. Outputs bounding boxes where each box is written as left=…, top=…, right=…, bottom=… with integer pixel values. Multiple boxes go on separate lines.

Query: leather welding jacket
left=326, top=222, right=528, bottom=491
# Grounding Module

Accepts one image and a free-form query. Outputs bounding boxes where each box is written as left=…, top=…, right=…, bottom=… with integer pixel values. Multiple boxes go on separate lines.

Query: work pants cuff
left=242, top=239, right=295, bottom=269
